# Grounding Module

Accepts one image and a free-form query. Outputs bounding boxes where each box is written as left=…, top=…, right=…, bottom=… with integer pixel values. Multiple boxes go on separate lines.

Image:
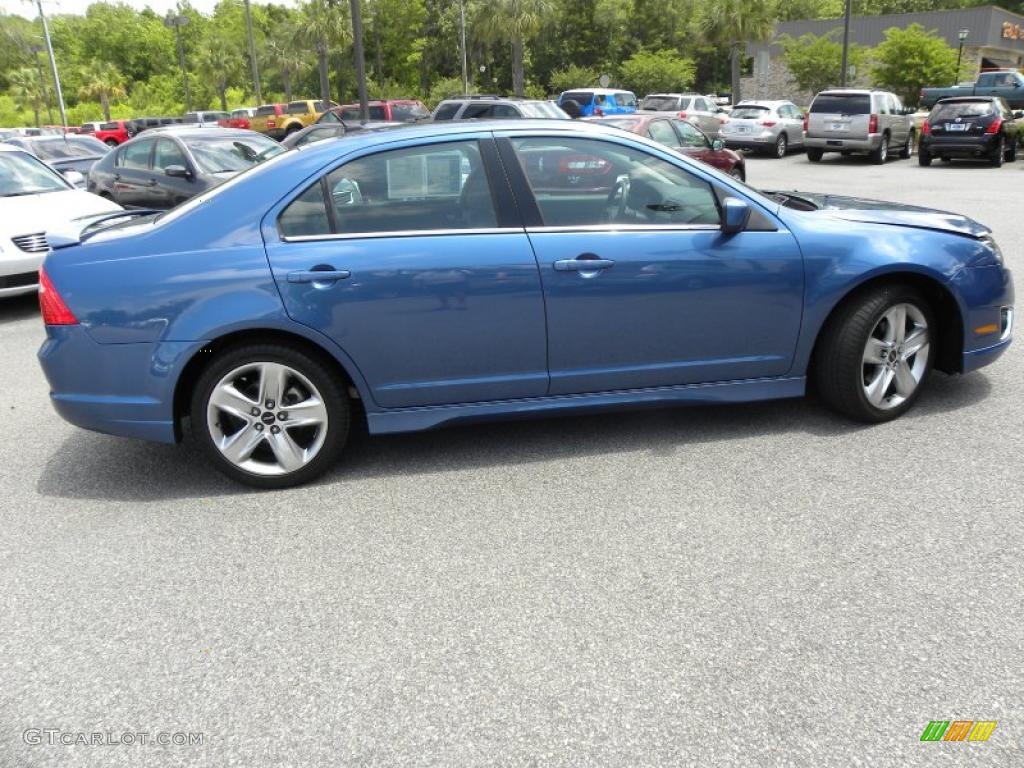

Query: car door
left=111, top=138, right=154, bottom=207
left=498, top=132, right=804, bottom=394
left=780, top=104, right=804, bottom=146
left=670, top=119, right=724, bottom=170
left=263, top=135, right=549, bottom=408
left=151, top=138, right=195, bottom=208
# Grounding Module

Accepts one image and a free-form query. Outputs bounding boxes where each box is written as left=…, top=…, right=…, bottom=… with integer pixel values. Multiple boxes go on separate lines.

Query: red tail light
left=921, top=121, right=931, bottom=136
left=38, top=268, right=78, bottom=326
left=594, top=107, right=603, bottom=116
left=760, top=120, right=777, bottom=127
left=986, top=118, right=1002, bottom=134
left=802, top=114, right=808, bottom=132
left=677, top=111, right=688, bottom=119
left=868, top=114, right=878, bottom=133
left=267, top=119, right=276, bottom=128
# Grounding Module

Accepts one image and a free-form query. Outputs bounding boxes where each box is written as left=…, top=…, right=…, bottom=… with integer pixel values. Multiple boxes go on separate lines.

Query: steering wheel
left=604, top=174, right=630, bottom=222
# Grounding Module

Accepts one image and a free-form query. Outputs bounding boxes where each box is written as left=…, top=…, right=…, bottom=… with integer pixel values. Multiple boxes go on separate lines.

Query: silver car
left=638, top=93, right=726, bottom=137
left=720, top=100, right=805, bottom=158
left=805, top=89, right=915, bottom=164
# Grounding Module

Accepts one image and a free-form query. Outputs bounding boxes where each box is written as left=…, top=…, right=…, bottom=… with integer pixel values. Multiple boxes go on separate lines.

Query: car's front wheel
left=814, top=285, right=933, bottom=423
left=190, top=344, right=350, bottom=488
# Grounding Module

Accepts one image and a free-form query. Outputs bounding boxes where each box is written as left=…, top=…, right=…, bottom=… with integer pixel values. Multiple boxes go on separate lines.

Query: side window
left=673, top=119, right=708, bottom=148
left=461, top=103, right=493, bottom=119
left=877, top=95, right=891, bottom=115
left=491, top=104, right=520, bottom=118
left=648, top=120, right=679, bottom=147
left=433, top=102, right=461, bottom=120
left=287, top=101, right=308, bottom=114
left=278, top=140, right=496, bottom=238
left=118, top=139, right=153, bottom=169
left=510, top=136, right=720, bottom=228
left=153, top=139, right=187, bottom=171
left=320, top=110, right=342, bottom=123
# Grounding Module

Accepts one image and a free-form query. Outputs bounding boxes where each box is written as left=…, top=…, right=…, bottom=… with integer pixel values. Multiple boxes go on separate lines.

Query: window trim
left=280, top=227, right=520, bottom=243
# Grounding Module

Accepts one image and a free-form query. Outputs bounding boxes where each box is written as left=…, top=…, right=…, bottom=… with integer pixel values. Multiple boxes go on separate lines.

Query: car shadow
left=35, top=371, right=992, bottom=502
left=0, top=293, right=39, bottom=323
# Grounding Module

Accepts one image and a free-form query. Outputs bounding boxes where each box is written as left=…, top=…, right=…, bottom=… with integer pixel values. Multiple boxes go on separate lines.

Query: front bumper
left=952, top=265, right=1014, bottom=373
left=805, top=134, right=881, bottom=152
left=38, top=325, right=202, bottom=444
left=1, top=250, right=43, bottom=297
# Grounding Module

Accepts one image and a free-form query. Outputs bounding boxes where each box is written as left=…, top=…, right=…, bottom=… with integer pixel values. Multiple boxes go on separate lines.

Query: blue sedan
left=37, top=121, right=1014, bottom=487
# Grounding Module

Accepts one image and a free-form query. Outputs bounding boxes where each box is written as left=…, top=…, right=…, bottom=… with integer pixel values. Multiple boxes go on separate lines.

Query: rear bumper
left=805, top=134, right=881, bottom=152
left=921, top=135, right=1000, bottom=157
left=723, top=133, right=776, bottom=150
left=38, top=325, right=202, bottom=444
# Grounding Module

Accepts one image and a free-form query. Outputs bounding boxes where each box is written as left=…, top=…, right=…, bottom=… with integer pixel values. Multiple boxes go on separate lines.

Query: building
left=743, top=4, right=1024, bottom=104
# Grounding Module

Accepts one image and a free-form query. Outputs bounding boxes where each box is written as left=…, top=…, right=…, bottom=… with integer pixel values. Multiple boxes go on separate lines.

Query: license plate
left=737, top=125, right=751, bottom=133
left=829, top=123, right=849, bottom=131
left=946, top=123, right=968, bottom=131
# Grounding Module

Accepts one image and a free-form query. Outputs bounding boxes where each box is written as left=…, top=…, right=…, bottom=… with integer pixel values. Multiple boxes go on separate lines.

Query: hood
left=767, top=190, right=990, bottom=238
left=0, top=189, right=121, bottom=240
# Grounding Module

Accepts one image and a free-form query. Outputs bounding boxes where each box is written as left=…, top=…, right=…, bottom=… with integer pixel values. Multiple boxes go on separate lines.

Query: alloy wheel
left=775, top=134, right=787, bottom=158
left=861, top=303, right=930, bottom=410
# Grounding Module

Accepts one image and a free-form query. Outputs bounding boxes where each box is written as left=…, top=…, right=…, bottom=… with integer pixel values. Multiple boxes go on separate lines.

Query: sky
left=0, top=0, right=295, bottom=19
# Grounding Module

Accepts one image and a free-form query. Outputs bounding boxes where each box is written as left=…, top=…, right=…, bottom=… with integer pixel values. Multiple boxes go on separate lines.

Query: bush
left=618, top=49, right=695, bottom=96
left=549, top=64, right=601, bottom=95
left=781, top=30, right=868, bottom=96
left=872, top=23, right=957, bottom=107
left=426, top=76, right=467, bottom=109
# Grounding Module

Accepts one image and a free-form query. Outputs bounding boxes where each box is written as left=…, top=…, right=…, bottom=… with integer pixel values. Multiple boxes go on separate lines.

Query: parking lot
left=1, top=150, right=1021, bottom=767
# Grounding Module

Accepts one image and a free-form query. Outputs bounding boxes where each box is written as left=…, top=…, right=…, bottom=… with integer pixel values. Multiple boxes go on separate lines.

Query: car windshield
left=519, top=101, right=567, bottom=118
left=562, top=91, right=593, bottom=105
left=932, top=101, right=994, bottom=120
left=640, top=96, right=679, bottom=111
left=730, top=105, right=770, bottom=119
left=187, top=135, right=286, bottom=173
left=0, top=150, right=69, bottom=196
left=600, top=117, right=642, bottom=132
left=31, top=136, right=109, bottom=159
left=391, top=103, right=430, bottom=121
left=810, top=94, right=871, bottom=115
left=614, top=92, right=637, bottom=108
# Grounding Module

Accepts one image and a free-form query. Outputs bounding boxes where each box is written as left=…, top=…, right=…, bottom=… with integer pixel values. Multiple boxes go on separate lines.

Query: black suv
left=919, top=96, right=1022, bottom=167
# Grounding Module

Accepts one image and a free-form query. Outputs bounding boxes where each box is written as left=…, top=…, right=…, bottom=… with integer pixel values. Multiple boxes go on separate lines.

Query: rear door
left=111, top=138, right=154, bottom=207
left=780, top=104, right=805, bottom=145
left=808, top=92, right=871, bottom=141
left=263, top=135, right=549, bottom=408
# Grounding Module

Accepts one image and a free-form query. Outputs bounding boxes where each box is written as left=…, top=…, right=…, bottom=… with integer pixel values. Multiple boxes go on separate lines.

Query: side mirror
left=164, top=164, right=191, bottom=179
left=712, top=138, right=725, bottom=151
left=62, top=169, right=85, bottom=187
left=721, top=196, right=750, bottom=235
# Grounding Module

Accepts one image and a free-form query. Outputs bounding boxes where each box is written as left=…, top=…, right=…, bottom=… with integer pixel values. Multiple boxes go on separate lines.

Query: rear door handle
left=287, top=269, right=351, bottom=283
left=553, top=256, right=614, bottom=272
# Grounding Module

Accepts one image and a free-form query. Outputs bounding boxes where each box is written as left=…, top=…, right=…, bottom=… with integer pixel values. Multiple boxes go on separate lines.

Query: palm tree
left=297, top=0, right=351, bottom=104
left=266, top=24, right=309, bottom=102
left=9, top=67, right=44, bottom=127
left=703, top=0, right=777, bottom=104
left=197, top=38, right=244, bottom=111
left=476, top=0, right=552, bottom=97
left=77, top=60, right=126, bottom=122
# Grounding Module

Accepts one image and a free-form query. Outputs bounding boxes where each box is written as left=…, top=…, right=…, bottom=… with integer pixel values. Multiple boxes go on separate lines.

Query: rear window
left=255, top=105, right=278, bottom=116
left=562, top=91, right=593, bottom=105
left=433, top=102, right=461, bottom=121
left=810, top=94, right=871, bottom=115
left=932, top=101, right=995, bottom=120
left=730, top=105, right=770, bottom=119
left=391, top=103, right=430, bottom=121
left=640, top=96, right=680, bottom=111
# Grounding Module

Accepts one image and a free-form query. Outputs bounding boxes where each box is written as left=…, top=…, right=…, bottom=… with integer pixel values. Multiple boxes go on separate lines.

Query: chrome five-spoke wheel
left=861, top=303, right=929, bottom=410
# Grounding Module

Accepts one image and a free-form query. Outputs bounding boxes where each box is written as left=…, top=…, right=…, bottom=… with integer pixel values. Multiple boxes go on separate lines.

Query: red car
left=586, top=114, right=746, bottom=181
left=334, top=99, right=430, bottom=122
left=217, top=107, right=256, bottom=130
left=91, top=120, right=134, bottom=146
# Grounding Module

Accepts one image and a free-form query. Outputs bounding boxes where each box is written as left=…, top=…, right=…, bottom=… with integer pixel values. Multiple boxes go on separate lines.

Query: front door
left=112, top=137, right=153, bottom=207
left=152, top=138, right=195, bottom=208
left=263, top=136, right=548, bottom=408
left=500, top=133, right=805, bottom=395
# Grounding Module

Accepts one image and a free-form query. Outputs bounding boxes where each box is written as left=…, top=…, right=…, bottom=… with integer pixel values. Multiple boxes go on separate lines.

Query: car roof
left=142, top=127, right=259, bottom=138
left=735, top=100, right=790, bottom=106
left=936, top=95, right=998, bottom=102
left=564, top=88, right=634, bottom=95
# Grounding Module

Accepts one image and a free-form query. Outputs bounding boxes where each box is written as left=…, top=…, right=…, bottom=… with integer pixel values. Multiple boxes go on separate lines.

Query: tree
left=702, top=0, right=777, bottom=103
left=266, top=23, right=308, bottom=101
left=548, top=63, right=600, bottom=94
left=477, top=0, right=553, bottom=97
left=8, top=67, right=43, bottom=126
left=197, top=35, right=244, bottom=111
left=298, top=0, right=351, bottom=104
left=618, top=50, right=696, bottom=95
left=872, top=23, right=957, bottom=106
left=77, top=60, right=126, bottom=121
left=780, top=30, right=867, bottom=97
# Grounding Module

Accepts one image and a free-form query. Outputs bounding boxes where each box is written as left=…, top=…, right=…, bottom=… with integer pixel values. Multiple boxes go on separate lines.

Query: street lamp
left=956, top=28, right=969, bottom=85
left=36, top=0, right=67, bottom=129
left=164, top=14, right=192, bottom=112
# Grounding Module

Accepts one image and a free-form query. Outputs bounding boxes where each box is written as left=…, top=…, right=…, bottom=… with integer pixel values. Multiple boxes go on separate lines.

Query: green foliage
left=618, top=49, right=696, bottom=95
left=781, top=30, right=869, bottom=96
left=548, top=64, right=601, bottom=95
left=426, top=76, right=466, bottom=108
left=872, top=23, right=958, bottom=106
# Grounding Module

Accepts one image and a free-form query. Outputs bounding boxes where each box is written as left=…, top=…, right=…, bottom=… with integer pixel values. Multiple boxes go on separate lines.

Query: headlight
left=980, top=234, right=1004, bottom=266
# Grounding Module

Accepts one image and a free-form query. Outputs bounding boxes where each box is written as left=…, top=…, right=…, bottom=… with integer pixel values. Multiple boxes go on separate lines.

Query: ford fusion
left=37, top=121, right=1013, bottom=488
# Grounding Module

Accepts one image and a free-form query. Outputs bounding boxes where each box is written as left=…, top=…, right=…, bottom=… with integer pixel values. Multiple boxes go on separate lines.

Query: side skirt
left=366, top=376, right=806, bottom=434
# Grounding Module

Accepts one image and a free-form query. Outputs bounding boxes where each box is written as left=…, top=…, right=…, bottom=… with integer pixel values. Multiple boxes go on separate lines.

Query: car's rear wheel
left=899, top=130, right=914, bottom=159
left=918, top=147, right=932, bottom=166
left=191, top=344, right=350, bottom=488
left=990, top=136, right=1005, bottom=167
left=104, top=139, right=118, bottom=147
left=814, top=285, right=933, bottom=423
left=1005, top=138, right=1017, bottom=162
left=774, top=133, right=787, bottom=158
left=807, top=147, right=823, bottom=162
left=870, top=135, right=889, bottom=164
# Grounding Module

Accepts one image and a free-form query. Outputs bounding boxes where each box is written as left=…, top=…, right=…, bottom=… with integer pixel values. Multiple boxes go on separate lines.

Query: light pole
left=164, top=14, right=192, bottom=112
left=956, top=28, right=969, bottom=85
left=28, top=42, right=54, bottom=124
left=36, top=0, right=66, bottom=129
left=349, top=0, right=369, bottom=123
left=839, top=0, right=852, bottom=87
left=243, top=0, right=262, bottom=103
left=459, top=0, right=468, bottom=95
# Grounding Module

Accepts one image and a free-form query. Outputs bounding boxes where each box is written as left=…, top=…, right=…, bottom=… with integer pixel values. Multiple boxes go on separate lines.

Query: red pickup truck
left=88, top=120, right=134, bottom=146
left=217, top=108, right=256, bottom=130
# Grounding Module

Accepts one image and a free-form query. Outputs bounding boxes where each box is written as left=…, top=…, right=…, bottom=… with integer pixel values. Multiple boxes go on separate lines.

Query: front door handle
left=287, top=268, right=351, bottom=283
left=553, top=255, right=614, bottom=272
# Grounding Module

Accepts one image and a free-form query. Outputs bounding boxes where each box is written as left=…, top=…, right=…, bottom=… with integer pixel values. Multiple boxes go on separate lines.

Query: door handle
left=553, top=256, right=614, bottom=272
left=287, top=269, right=351, bottom=283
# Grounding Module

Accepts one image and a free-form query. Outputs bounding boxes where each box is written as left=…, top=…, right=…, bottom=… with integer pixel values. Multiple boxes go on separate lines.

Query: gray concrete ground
left=0, top=149, right=1021, bottom=767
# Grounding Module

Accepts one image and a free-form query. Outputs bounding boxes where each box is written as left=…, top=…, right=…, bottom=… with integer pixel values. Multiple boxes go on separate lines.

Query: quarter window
left=510, top=136, right=720, bottom=228
left=433, top=102, right=461, bottom=120
left=278, top=140, right=497, bottom=238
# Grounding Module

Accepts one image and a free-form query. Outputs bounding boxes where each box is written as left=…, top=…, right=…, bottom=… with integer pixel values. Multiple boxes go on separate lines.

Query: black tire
left=813, top=284, right=934, bottom=423
left=899, top=130, right=914, bottom=159
left=870, top=134, right=889, bottom=164
left=774, top=133, right=788, bottom=158
left=190, top=343, right=350, bottom=489
left=991, top=136, right=1004, bottom=167
left=104, top=138, right=118, bottom=147
left=728, top=166, right=745, bottom=182
left=1006, top=139, right=1017, bottom=163
left=918, top=147, right=932, bottom=166
left=807, top=147, right=823, bottom=162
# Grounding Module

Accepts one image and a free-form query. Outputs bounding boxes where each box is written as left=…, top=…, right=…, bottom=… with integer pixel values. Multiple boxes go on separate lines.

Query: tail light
left=678, top=111, right=688, bottom=119
left=986, top=118, right=1002, bottom=134
left=921, top=121, right=931, bottom=136
left=594, top=107, right=603, bottom=117
left=267, top=119, right=276, bottom=128
left=868, top=114, right=878, bottom=133
left=760, top=120, right=777, bottom=127
left=39, top=268, right=78, bottom=326
left=802, top=114, right=808, bottom=132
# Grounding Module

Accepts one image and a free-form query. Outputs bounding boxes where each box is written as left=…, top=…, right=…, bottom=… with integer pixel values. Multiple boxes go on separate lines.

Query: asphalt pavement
left=1, top=149, right=1022, bottom=767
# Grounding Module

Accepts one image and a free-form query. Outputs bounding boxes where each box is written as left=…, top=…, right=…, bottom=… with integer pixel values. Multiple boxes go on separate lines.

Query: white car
left=0, top=145, right=121, bottom=298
